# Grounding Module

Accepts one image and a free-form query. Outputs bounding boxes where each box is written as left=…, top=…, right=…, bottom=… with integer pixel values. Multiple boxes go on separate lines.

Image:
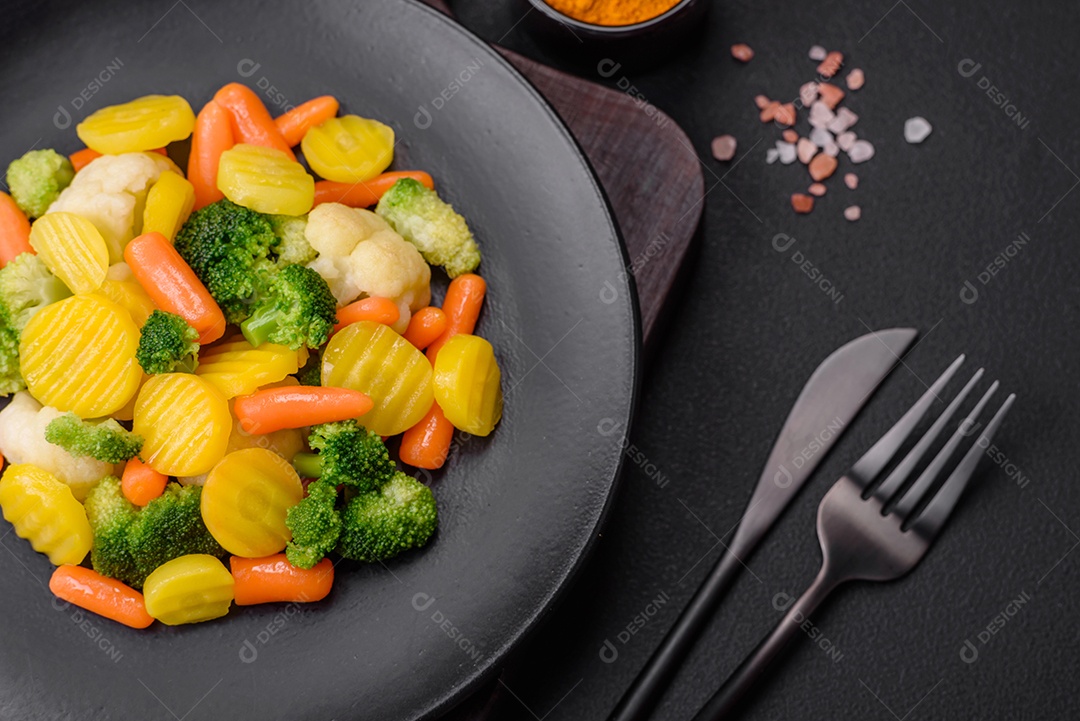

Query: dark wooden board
left=418, top=1, right=703, bottom=717
left=422, top=0, right=704, bottom=349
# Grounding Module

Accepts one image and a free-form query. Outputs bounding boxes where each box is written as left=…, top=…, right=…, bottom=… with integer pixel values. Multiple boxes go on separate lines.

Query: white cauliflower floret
left=47, top=152, right=179, bottom=263
left=305, top=203, right=431, bottom=333
left=0, top=392, right=113, bottom=500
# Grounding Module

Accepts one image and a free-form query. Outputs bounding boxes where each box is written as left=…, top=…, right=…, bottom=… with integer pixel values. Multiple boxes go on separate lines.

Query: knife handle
left=690, top=567, right=840, bottom=721
left=607, top=548, right=746, bottom=721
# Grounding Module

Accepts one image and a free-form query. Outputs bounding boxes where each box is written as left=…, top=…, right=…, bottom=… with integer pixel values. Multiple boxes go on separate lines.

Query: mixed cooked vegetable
left=0, top=86, right=500, bottom=630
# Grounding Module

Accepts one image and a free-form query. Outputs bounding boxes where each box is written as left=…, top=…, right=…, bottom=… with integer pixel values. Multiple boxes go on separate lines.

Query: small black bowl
left=518, top=0, right=708, bottom=71
left=520, top=0, right=712, bottom=71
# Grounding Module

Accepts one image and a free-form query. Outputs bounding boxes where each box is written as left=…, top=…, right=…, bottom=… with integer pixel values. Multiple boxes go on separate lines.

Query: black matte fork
left=692, top=356, right=1016, bottom=720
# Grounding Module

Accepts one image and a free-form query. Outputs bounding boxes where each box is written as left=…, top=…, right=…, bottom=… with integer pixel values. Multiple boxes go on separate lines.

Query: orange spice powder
left=545, top=0, right=683, bottom=26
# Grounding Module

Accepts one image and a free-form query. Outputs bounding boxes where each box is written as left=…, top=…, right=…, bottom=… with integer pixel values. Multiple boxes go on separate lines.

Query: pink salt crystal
left=711, top=135, right=737, bottom=161
left=809, top=101, right=835, bottom=129
left=844, top=173, right=858, bottom=189
left=846, top=68, right=865, bottom=90
left=848, top=140, right=875, bottom=163
left=808, top=45, right=827, bottom=61
left=836, top=131, right=856, bottom=151
left=808, top=183, right=827, bottom=197
left=826, top=107, right=859, bottom=134
left=731, top=44, right=754, bottom=62
left=755, top=94, right=770, bottom=109
left=844, top=205, right=861, bottom=221
left=797, top=138, right=817, bottom=164
left=823, top=141, right=840, bottom=157
left=799, top=82, right=819, bottom=107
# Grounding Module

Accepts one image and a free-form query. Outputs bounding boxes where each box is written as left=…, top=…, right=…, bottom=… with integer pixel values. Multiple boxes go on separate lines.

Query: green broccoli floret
left=44, top=413, right=143, bottom=463
left=297, top=420, right=396, bottom=493
left=0, top=253, right=72, bottom=395
left=270, top=214, right=317, bottom=268
left=375, top=178, right=481, bottom=278
left=174, top=199, right=279, bottom=324
left=0, top=252, right=72, bottom=330
left=297, top=350, right=321, bottom=386
left=239, top=264, right=337, bottom=349
left=0, top=326, right=20, bottom=397
left=136, top=310, right=200, bottom=374
left=284, top=480, right=343, bottom=569
left=6, top=149, right=74, bottom=218
left=84, top=476, right=225, bottom=589
left=336, top=471, right=438, bottom=563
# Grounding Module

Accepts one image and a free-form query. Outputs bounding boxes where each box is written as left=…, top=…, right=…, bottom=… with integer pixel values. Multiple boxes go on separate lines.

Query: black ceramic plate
left=0, top=1, right=638, bottom=719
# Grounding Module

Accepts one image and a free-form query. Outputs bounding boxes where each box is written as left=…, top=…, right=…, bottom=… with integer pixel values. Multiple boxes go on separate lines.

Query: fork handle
left=691, top=566, right=842, bottom=721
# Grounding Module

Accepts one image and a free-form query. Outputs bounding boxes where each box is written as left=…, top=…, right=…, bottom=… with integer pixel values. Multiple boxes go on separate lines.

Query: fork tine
left=911, top=394, right=1016, bottom=538
left=872, top=369, right=985, bottom=503
left=892, top=381, right=999, bottom=519
left=849, top=355, right=965, bottom=486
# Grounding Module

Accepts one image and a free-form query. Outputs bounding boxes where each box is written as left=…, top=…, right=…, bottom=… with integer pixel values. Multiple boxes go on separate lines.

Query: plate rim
left=403, top=1, right=642, bottom=717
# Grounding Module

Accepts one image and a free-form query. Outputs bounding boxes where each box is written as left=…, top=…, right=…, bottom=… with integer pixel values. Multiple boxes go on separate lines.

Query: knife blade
left=607, top=327, right=918, bottom=721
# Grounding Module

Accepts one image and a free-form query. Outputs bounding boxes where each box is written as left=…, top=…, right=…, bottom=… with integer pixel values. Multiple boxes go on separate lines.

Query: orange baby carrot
left=312, top=171, right=434, bottom=208
left=426, top=273, right=486, bottom=360
left=213, top=83, right=295, bottom=160
left=124, top=232, right=226, bottom=344
left=333, top=296, right=400, bottom=332
left=49, top=565, right=154, bottom=629
left=69, top=148, right=101, bottom=172
left=0, top=192, right=32, bottom=267
left=275, top=96, right=339, bottom=147
left=121, top=457, right=167, bottom=506
left=399, top=403, right=455, bottom=470
left=403, top=307, right=447, bottom=350
left=230, top=554, right=334, bottom=605
left=188, top=100, right=233, bottom=210
left=411, top=275, right=486, bottom=467
left=233, top=386, right=373, bottom=434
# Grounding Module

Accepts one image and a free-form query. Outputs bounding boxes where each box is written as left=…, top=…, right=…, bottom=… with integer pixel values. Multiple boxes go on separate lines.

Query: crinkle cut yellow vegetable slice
left=133, top=373, right=231, bottom=477
left=29, top=212, right=109, bottom=294
left=201, top=448, right=304, bottom=558
left=142, top=554, right=234, bottom=625
left=0, top=464, right=93, bottom=566
left=216, top=144, right=314, bottom=216
left=301, top=115, right=395, bottom=183
left=322, top=320, right=433, bottom=437
left=432, top=334, right=503, bottom=437
left=196, top=336, right=304, bottom=399
left=76, top=95, right=195, bottom=154
left=20, top=294, right=142, bottom=417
